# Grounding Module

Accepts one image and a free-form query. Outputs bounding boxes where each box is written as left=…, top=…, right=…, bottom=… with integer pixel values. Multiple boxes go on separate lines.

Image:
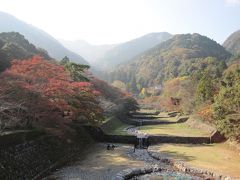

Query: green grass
left=138, top=122, right=211, bottom=137
left=157, top=116, right=179, bottom=123
left=137, top=109, right=158, bottom=114
left=153, top=143, right=240, bottom=177
left=107, top=124, right=130, bottom=135
left=101, top=116, right=129, bottom=135
left=133, top=112, right=179, bottom=122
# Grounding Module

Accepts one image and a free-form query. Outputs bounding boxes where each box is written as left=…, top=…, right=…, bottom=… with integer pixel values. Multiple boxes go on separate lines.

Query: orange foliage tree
left=1, top=56, right=103, bottom=129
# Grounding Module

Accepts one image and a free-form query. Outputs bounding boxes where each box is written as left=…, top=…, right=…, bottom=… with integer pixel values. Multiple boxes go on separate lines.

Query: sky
left=0, top=0, right=239, bottom=45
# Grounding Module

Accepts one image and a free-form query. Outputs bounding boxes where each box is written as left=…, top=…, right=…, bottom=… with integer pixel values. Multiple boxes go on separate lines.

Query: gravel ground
left=45, top=143, right=166, bottom=180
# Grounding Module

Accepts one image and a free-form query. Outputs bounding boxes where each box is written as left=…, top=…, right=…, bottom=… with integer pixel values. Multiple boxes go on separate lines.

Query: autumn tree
left=1, top=56, right=103, bottom=130
left=161, top=76, right=196, bottom=113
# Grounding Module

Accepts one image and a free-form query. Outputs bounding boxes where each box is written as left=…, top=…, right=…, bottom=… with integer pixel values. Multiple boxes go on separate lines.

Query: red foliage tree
left=1, top=56, right=103, bottom=130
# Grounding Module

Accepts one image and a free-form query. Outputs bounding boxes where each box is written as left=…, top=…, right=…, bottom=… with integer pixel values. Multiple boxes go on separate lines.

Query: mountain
left=223, top=29, right=240, bottom=56
left=96, top=32, right=172, bottom=69
left=0, top=11, right=88, bottom=64
left=59, top=39, right=116, bottom=64
left=0, top=32, right=51, bottom=72
left=107, top=33, right=231, bottom=92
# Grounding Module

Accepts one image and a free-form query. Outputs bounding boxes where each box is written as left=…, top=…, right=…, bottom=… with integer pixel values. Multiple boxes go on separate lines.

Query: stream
left=45, top=111, right=213, bottom=179
left=45, top=143, right=202, bottom=180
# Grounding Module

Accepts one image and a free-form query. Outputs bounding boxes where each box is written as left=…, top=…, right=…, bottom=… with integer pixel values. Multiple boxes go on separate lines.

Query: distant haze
left=59, top=39, right=117, bottom=64
left=0, top=0, right=240, bottom=45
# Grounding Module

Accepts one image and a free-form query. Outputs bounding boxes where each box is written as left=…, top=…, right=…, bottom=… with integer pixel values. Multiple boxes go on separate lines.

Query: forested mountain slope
left=0, top=32, right=50, bottom=71
left=0, top=11, right=88, bottom=64
left=223, top=29, right=240, bottom=56
left=107, top=33, right=231, bottom=93
left=97, top=32, right=172, bottom=69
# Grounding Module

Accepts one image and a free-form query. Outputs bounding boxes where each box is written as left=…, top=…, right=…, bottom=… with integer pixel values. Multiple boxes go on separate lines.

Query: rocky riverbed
left=45, top=143, right=150, bottom=180
left=44, top=143, right=217, bottom=180
left=44, top=110, right=234, bottom=179
left=45, top=143, right=177, bottom=180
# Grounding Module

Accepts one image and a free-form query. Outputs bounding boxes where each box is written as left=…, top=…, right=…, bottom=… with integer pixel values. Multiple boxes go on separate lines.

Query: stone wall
left=148, top=135, right=211, bottom=144
left=83, top=125, right=226, bottom=145
left=82, top=125, right=225, bottom=145
left=121, top=116, right=188, bottom=126
left=120, top=118, right=175, bottom=126
left=0, top=127, right=93, bottom=180
left=0, top=130, right=45, bottom=146
left=82, top=125, right=137, bottom=144
left=104, top=135, right=137, bottom=144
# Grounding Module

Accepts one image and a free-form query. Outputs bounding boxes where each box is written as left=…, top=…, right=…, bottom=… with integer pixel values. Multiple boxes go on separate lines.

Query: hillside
left=223, top=29, right=240, bottom=56
left=107, top=33, right=231, bottom=92
left=59, top=39, right=117, bottom=64
left=0, top=32, right=50, bottom=71
left=97, top=32, right=172, bottom=69
left=0, top=11, right=88, bottom=64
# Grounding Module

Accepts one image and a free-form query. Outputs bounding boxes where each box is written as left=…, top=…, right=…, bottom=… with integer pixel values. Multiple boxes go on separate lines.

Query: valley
left=0, top=2, right=240, bottom=179
left=45, top=108, right=240, bottom=179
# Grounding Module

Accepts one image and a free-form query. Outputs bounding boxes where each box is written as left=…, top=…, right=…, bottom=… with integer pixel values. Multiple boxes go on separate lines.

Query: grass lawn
left=152, top=143, right=240, bottom=178
left=138, top=123, right=210, bottom=137
left=137, top=109, right=158, bottom=113
left=157, top=116, right=179, bottom=123
left=101, top=117, right=129, bottom=135
left=133, top=111, right=179, bottom=123
left=106, top=123, right=130, bottom=135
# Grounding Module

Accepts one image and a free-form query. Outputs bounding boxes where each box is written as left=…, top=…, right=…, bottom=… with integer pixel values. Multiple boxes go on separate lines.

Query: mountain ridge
left=223, top=29, right=240, bottom=56
left=0, top=11, right=88, bottom=64
left=107, top=33, right=231, bottom=92
left=59, top=39, right=117, bottom=64
left=96, top=32, right=173, bottom=69
left=0, top=32, right=51, bottom=71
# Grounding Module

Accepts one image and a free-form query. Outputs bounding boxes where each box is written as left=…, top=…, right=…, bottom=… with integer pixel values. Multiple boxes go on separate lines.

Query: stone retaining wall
left=83, top=125, right=137, bottom=144
left=120, top=118, right=176, bottom=126
left=121, top=116, right=188, bottom=126
left=148, top=135, right=211, bottom=144
left=0, top=128, right=93, bottom=180
left=131, top=111, right=160, bottom=116
left=82, top=125, right=223, bottom=145
left=130, top=116, right=160, bottom=120
left=0, top=130, right=45, bottom=146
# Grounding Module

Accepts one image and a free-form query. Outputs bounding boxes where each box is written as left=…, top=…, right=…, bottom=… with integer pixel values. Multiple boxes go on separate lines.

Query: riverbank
left=149, top=142, right=240, bottom=178
left=45, top=108, right=239, bottom=179
left=45, top=143, right=149, bottom=180
left=45, top=143, right=211, bottom=180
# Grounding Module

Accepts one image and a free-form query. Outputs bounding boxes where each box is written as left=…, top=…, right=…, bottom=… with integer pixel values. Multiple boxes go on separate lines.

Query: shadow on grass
left=160, top=150, right=196, bottom=162
left=175, top=143, right=214, bottom=148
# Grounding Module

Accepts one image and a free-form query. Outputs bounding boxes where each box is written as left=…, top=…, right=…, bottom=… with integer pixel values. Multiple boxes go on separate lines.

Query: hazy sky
left=0, top=0, right=239, bottom=45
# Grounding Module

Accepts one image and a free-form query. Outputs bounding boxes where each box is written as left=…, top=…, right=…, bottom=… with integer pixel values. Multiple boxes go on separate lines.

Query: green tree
left=129, top=76, right=138, bottom=94
left=60, top=56, right=70, bottom=65
left=60, top=56, right=90, bottom=81
left=213, top=63, right=240, bottom=141
left=196, top=75, right=215, bottom=103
